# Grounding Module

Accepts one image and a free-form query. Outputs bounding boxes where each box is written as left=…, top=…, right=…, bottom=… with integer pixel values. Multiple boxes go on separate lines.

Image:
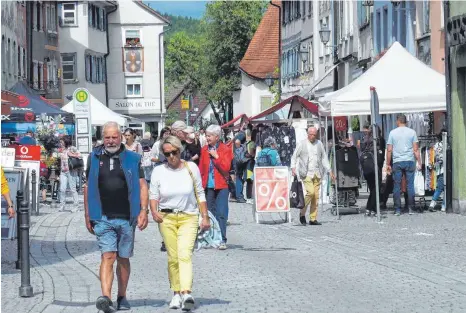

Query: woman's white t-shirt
left=149, top=162, right=206, bottom=214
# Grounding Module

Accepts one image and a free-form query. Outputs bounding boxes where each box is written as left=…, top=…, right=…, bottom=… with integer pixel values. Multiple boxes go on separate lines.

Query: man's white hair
left=206, top=125, right=222, bottom=137
left=143, top=132, right=151, bottom=140
left=102, top=121, right=121, bottom=134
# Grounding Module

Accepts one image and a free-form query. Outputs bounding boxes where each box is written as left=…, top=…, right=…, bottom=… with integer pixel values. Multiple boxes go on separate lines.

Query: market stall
left=62, top=93, right=126, bottom=126
left=1, top=82, right=75, bottom=135
left=221, top=114, right=249, bottom=130
left=319, top=42, right=447, bottom=220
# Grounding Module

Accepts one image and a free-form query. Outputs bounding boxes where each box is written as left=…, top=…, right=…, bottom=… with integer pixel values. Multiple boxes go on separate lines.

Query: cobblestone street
left=3, top=199, right=466, bottom=313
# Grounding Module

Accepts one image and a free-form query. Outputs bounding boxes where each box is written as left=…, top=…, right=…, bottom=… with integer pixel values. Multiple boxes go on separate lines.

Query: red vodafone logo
left=24, top=112, right=35, bottom=122
left=17, top=95, right=30, bottom=107
left=15, top=145, right=41, bottom=161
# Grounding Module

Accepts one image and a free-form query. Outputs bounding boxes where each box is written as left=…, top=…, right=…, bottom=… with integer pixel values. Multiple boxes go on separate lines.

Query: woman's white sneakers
left=181, top=293, right=195, bottom=311
left=169, top=294, right=182, bottom=309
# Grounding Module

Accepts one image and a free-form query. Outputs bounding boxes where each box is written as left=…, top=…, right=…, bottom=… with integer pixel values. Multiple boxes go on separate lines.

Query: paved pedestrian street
left=3, top=199, right=466, bottom=313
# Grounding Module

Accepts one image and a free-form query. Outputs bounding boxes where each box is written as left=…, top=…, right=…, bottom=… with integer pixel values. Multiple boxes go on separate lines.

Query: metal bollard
left=18, top=197, right=33, bottom=297
left=15, top=190, right=23, bottom=270
left=31, top=170, right=37, bottom=216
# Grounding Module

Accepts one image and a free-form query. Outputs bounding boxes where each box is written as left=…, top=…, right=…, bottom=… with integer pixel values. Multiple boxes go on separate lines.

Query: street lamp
left=391, top=1, right=401, bottom=7
left=362, top=0, right=374, bottom=6
left=265, top=74, right=275, bottom=87
left=300, top=44, right=309, bottom=63
left=319, top=25, right=331, bottom=46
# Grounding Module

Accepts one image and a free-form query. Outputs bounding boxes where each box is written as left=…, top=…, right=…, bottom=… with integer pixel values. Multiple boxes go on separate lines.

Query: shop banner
left=254, top=167, right=290, bottom=213
left=14, top=145, right=41, bottom=161
left=334, top=116, right=348, bottom=131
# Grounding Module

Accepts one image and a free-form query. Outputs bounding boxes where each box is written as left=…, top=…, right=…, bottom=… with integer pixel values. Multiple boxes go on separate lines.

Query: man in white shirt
left=291, top=127, right=335, bottom=225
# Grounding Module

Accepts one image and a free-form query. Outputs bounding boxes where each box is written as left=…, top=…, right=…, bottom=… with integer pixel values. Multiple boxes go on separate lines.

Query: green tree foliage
left=163, top=14, right=203, bottom=43
left=164, top=1, right=267, bottom=124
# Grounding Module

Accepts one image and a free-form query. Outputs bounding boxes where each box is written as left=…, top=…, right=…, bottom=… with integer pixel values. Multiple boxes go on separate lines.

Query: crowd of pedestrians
left=15, top=113, right=440, bottom=313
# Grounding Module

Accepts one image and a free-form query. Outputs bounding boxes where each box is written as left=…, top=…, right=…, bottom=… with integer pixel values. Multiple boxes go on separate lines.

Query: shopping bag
left=290, top=177, right=305, bottom=209
left=414, top=171, right=425, bottom=196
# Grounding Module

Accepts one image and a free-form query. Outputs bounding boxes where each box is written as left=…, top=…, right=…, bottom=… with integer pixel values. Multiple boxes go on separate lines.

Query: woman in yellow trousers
left=149, top=136, right=210, bottom=311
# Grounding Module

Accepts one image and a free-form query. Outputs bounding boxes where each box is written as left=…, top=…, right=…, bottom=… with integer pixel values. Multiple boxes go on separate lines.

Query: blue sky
left=145, top=1, right=208, bottom=19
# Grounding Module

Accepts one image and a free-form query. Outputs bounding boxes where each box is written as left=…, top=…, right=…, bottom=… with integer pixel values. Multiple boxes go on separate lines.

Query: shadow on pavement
left=52, top=298, right=166, bottom=308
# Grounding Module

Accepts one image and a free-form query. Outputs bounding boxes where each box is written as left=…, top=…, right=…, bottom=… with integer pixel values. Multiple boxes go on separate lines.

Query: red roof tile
left=239, top=1, right=281, bottom=79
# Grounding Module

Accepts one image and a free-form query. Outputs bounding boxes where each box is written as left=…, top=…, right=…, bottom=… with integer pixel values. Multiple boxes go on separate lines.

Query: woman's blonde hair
left=161, top=135, right=184, bottom=153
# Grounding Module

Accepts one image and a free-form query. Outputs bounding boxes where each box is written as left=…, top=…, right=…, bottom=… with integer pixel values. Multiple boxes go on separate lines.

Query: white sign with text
left=109, top=98, right=161, bottom=114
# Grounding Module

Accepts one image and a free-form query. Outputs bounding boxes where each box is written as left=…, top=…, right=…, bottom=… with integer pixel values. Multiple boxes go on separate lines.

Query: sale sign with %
left=254, top=167, right=290, bottom=213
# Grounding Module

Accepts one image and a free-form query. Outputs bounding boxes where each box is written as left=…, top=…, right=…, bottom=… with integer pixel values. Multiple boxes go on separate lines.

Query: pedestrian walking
left=429, top=129, right=446, bottom=212
left=199, top=125, right=233, bottom=250
left=58, top=136, right=82, bottom=212
left=291, top=127, right=335, bottom=225
left=233, top=139, right=247, bottom=203
left=151, top=126, right=171, bottom=165
left=124, top=128, right=143, bottom=155
left=149, top=135, right=210, bottom=311
left=84, top=121, right=149, bottom=313
left=360, top=124, right=386, bottom=216
left=19, top=129, right=37, bottom=145
left=386, top=114, right=422, bottom=216
left=256, top=137, right=282, bottom=167
left=1, top=167, right=16, bottom=218
left=183, top=126, right=201, bottom=166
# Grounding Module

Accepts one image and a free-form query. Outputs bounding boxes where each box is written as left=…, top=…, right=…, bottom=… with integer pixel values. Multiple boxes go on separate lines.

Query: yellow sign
left=75, top=90, right=89, bottom=103
left=181, top=96, right=190, bottom=110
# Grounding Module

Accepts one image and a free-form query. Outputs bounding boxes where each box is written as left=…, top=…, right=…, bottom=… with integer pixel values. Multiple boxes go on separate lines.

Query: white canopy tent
left=320, top=42, right=446, bottom=116
left=63, top=93, right=127, bottom=126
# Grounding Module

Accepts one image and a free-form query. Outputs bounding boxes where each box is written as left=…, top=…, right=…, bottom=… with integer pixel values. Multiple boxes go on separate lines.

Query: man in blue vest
left=84, top=121, right=149, bottom=313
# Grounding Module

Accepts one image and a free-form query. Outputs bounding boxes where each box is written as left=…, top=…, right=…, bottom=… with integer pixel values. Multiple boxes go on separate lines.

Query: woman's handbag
left=68, top=156, right=84, bottom=171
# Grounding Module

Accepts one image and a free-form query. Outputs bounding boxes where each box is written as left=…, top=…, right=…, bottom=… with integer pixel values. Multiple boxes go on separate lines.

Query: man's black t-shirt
left=86, top=145, right=144, bottom=219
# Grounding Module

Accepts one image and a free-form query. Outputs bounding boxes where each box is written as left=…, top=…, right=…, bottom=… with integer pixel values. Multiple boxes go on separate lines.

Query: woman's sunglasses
left=163, top=150, right=179, bottom=158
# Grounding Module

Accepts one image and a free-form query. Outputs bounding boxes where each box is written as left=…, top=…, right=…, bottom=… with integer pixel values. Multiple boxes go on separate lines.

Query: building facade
left=1, top=1, right=27, bottom=90
left=106, top=0, right=169, bottom=134
left=58, top=1, right=117, bottom=105
left=28, top=1, right=62, bottom=104
left=234, top=1, right=280, bottom=118
left=446, top=1, right=466, bottom=214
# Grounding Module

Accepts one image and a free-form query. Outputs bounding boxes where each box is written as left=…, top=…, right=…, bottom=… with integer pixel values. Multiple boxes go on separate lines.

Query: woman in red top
left=198, top=125, right=233, bottom=250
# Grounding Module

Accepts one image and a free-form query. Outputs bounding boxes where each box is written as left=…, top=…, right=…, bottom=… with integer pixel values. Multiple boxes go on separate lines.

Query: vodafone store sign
left=14, top=145, right=41, bottom=161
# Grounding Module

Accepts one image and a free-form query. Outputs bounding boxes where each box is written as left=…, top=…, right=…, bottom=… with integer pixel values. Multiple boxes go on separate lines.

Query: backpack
left=256, top=150, right=272, bottom=167
left=360, top=151, right=375, bottom=175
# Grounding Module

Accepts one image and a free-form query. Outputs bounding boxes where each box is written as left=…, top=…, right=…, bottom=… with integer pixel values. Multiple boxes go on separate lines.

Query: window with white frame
left=62, top=3, right=77, bottom=26
left=46, top=3, right=57, bottom=32
left=47, top=60, right=58, bottom=89
left=7, top=39, right=10, bottom=75
left=61, top=53, right=76, bottom=81
left=36, top=2, right=43, bottom=31
left=125, top=29, right=141, bottom=46
left=308, top=41, right=313, bottom=71
left=22, top=48, right=26, bottom=78
left=126, top=77, right=142, bottom=97
left=38, top=62, right=44, bottom=89
left=88, top=3, right=106, bottom=31
left=17, top=45, right=21, bottom=77
left=260, top=96, right=272, bottom=112
left=421, top=0, right=430, bottom=35
left=13, top=41, right=17, bottom=77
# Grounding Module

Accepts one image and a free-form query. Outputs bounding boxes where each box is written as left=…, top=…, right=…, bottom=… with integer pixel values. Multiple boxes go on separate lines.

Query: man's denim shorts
left=93, top=216, right=136, bottom=258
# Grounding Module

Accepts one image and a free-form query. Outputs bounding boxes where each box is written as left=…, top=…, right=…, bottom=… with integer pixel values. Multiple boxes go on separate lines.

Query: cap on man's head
left=26, top=128, right=34, bottom=134
left=171, top=121, right=187, bottom=132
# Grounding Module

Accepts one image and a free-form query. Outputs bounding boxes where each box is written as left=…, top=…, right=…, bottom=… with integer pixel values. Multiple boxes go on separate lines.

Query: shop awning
left=2, top=81, right=74, bottom=123
left=320, top=42, right=446, bottom=116
left=249, top=95, right=319, bottom=121
left=63, top=94, right=127, bottom=126
left=221, top=114, right=248, bottom=129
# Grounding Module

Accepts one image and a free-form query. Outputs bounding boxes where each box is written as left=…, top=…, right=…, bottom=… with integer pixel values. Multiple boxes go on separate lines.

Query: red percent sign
left=24, top=111, right=35, bottom=122
left=254, top=167, right=290, bottom=213
left=334, top=116, right=347, bottom=131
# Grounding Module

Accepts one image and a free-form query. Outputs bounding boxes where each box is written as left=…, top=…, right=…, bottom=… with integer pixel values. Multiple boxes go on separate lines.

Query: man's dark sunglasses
left=163, top=150, right=179, bottom=158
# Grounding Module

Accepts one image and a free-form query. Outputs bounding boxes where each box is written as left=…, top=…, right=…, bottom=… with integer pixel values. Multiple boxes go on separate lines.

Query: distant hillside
left=163, top=14, right=203, bottom=43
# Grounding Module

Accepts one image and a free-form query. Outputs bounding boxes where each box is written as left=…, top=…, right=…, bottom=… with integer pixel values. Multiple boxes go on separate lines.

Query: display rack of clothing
left=330, top=144, right=361, bottom=212
left=254, top=123, right=297, bottom=167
